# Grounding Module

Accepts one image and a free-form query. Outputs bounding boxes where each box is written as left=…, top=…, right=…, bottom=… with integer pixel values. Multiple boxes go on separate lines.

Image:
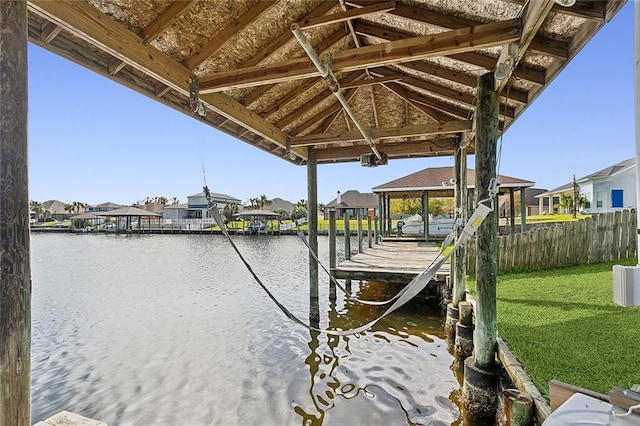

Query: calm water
left=30, top=233, right=463, bottom=425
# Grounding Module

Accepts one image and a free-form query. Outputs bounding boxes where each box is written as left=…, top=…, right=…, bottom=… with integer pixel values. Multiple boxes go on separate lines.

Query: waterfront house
left=162, top=203, right=188, bottom=220
left=186, top=191, right=242, bottom=219
left=87, top=202, right=122, bottom=213
left=536, top=158, right=636, bottom=215
left=41, top=200, right=69, bottom=221
left=324, top=190, right=378, bottom=220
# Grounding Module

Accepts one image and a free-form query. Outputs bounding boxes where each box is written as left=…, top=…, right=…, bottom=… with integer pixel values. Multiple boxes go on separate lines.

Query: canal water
left=31, top=233, right=463, bottom=425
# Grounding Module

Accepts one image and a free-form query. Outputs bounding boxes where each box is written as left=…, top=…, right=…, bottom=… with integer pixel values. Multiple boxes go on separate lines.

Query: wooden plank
left=40, top=21, right=62, bottom=44
left=198, top=19, right=522, bottom=92
left=549, top=380, right=609, bottom=413
left=290, top=120, right=471, bottom=146
left=314, top=137, right=457, bottom=161
left=29, top=1, right=293, bottom=155
left=288, top=86, right=361, bottom=136
left=383, top=81, right=471, bottom=120
left=298, top=1, right=395, bottom=29
left=36, top=410, right=107, bottom=426
left=140, top=0, right=195, bottom=42
left=185, top=1, right=276, bottom=70
left=498, top=338, right=551, bottom=422
left=381, top=81, right=456, bottom=122
left=340, top=74, right=403, bottom=89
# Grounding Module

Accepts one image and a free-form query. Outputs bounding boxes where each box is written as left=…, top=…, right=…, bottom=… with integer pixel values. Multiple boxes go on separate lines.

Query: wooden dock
left=333, top=239, right=450, bottom=284
left=34, top=411, right=106, bottom=426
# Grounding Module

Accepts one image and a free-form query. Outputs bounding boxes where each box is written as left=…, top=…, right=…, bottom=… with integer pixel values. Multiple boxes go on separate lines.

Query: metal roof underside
left=26, top=0, right=627, bottom=166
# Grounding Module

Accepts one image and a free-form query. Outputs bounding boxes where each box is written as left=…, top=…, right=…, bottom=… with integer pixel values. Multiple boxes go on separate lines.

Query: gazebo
left=234, top=209, right=282, bottom=235
left=97, top=206, right=162, bottom=233
left=1, top=1, right=630, bottom=424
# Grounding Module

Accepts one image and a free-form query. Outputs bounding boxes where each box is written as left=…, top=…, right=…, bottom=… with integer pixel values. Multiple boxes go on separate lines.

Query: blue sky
left=28, top=2, right=634, bottom=206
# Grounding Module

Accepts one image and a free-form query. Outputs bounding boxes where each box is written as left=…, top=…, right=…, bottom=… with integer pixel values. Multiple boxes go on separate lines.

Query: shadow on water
left=293, top=279, right=465, bottom=425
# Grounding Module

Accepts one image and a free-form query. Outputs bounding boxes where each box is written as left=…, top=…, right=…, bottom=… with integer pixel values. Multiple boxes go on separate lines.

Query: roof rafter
left=141, top=0, right=196, bottom=43
left=185, top=1, right=277, bottom=71
left=290, top=86, right=362, bottom=136
left=298, top=1, right=395, bottom=29
left=314, top=138, right=459, bottom=161
left=353, top=21, right=546, bottom=85
left=382, top=82, right=452, bottom=122
left=340, top=74, right=403, bottom=89
left=241, top=27, right=349, bottom=107
left=500, top=0, right=606, bottom=21
left=40, top=21, right=62, bottom=44
left=495, top=0, right=555, bottom=92
left=28, top=0, right=297, bottom=157
left=383, top=81, right=469, bottom=121
left=291, top=120, right=471, bottom=146
left=198, top=18, right=522, bottom=93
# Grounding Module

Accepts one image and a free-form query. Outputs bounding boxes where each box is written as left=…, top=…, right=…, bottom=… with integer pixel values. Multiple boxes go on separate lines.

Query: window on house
left=611, top=189, right=623, bottom=208
left=596, top=191, right=604, bottom=208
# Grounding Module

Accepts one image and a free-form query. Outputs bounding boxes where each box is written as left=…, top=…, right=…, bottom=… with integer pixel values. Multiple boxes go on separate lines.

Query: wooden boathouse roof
left=372, top=165, right=534, bottom=197
left=27, top=0, right=626, bottom=165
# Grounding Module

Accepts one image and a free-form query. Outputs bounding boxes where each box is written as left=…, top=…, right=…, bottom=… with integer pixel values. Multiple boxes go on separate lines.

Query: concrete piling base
left=462, top=357, right=498, bottom=425
left=444, top=303, right=458, bottom=342
left=454, top=322, right=474, bottom=360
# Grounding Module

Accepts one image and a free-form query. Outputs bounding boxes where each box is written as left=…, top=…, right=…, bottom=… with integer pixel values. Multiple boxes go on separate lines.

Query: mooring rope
left=209, top=201, right=492, bottom=336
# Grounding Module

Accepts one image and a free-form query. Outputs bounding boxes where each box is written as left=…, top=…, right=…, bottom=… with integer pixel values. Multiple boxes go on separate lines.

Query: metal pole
left=291, top=23, right=381, bottom=160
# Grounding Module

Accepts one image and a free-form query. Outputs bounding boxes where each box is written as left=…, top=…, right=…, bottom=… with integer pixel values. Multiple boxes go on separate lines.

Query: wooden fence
left=466, top=209, right=637, bottom=274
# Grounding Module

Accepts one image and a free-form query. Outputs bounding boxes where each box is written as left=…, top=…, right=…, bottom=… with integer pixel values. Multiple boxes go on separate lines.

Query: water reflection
left=31, top=234, right=464, bottom=425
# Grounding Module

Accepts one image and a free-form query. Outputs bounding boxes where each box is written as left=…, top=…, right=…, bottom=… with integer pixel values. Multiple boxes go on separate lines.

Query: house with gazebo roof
left=372, top=166, right=535, bottom=237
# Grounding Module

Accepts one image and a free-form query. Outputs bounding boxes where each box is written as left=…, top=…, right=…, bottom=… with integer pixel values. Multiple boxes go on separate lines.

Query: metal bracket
left=189, top=76, right=206, bottom=117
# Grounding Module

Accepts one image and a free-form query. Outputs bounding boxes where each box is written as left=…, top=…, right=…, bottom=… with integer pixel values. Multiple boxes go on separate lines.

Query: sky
left=27, top=2, right=636, bottom=207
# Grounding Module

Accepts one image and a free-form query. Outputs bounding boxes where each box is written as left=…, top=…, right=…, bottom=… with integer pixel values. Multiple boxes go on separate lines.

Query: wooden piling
left=520, top=189, right=526, bottom=233
left=463, top=71, right=499, bottom=424
left=367, top=215, right=372, bottom=248
left=503, top=389, right=534, bottom=426
left=307, top=147, right=319, bottom=319
left=510, top=188, right=516, bottom=234
left=453, top=139, right=468, bottom=306
left=344, top=211, right=351, bottom=260
left=329, top=209, right=336, bottom=271
left=422, top=191, right=429, bottom=240
left=357, top=210, right=363, bottom=253
left=472, top=71, right=499, bottom=371
left=455, top=301, right=474, bottom=360
left=0, top=2, right=31, bottom=424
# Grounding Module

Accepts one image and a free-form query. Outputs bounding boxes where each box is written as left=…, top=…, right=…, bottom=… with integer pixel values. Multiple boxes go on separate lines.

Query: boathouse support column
left=0, top=2, right=30, bottom=425
left=520, top=189, right=527, bottom=233
left=422, top=191, right=429, bottom=240
left=307, top=148, right=319, bottom=320
left=453, top=139, right=468, bottom=306
left=357, top=210, right=363, bottom=253
left=463, top=72, right=499, bottom=423
left=329, top=209, right=336, bottom=271
left=510, top=188, right=516, bottom=234
left=344, top=212, right=351, bottom=260
left=377, top=194, right=384, bottom=240
left=386, top=195, right=392, bottom=237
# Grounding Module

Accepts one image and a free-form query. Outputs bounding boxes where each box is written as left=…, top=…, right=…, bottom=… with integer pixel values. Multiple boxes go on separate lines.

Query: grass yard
left=467, top=258, right=640, bottom=398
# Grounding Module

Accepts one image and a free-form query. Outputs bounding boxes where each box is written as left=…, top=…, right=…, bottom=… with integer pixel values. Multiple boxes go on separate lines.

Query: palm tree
left=171, top=197, right=179, bottom=205
left=30, top=200, right=45, bottom=221
left=223, top=202, right=239, bottom=223
left=259, top=194, right=270, bottom=209
left=297, top=199, right=307, bottom=208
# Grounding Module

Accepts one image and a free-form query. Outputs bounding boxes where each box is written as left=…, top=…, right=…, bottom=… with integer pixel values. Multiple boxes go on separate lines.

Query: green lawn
left=467, top=259, right=640, bottom=398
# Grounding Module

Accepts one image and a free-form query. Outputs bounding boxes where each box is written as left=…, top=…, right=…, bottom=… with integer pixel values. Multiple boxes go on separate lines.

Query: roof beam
left=339, top=74, right=403, bottom=89
left=141, top=0, right=196, bottom=42
left=351, top=1, right=568, bottom=58
left=382, top=82, right=454, bottom=123
left=28, top=0, right=295, bottom=157
left=290, top=86, right=361, bottom=136
left=298, top=1, right=395, bottom=29
left=495, top=0, right=554, bottom=92
left=383, top=82, right=469, bottom=121
left=353, top=21, right=546, bottom=85
left=500, top=0, right=606, bottom=21
left=198, top=18, right=522, bottom=93
left=185, top=1, right=276, bottom=70
left=291, top=120, right=472, bottom=146
left=40, top=21, right=62, bottom=44
left=397, top=61, right=528, bottom=104
left=314, top=138, right=458, bottom=161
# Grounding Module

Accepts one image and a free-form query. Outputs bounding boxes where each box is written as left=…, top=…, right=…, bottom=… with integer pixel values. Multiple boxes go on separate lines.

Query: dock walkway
left=333, top=239, right=450, bottom=284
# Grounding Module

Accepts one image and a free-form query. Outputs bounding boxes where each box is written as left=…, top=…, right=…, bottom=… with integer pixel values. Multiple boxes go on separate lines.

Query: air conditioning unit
left=612, top=265, right=640, bottom=307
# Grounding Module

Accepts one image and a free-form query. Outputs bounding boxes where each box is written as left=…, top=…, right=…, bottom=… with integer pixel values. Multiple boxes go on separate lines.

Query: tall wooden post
left=510, top=187, right=516, bottom=234
left=0, top=2, right=31, bottom=425
left=307, top=148, right=319, bottom=320
left=463, top=72, right=499, bottom=423
left=422, top=191, right=429, bottom=240
left=385, top=195, right=391, bottom=237
left=453, top=140, right=468, bottom=306
left=357, top=210, right=363, bottom=253
left=344, top=211, right=351, bottom=260
left=520, top=189, right=527, bottom=233
left=367, top=215, right=373, bottom=248
left=329, top=209, right=336, bottom=271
